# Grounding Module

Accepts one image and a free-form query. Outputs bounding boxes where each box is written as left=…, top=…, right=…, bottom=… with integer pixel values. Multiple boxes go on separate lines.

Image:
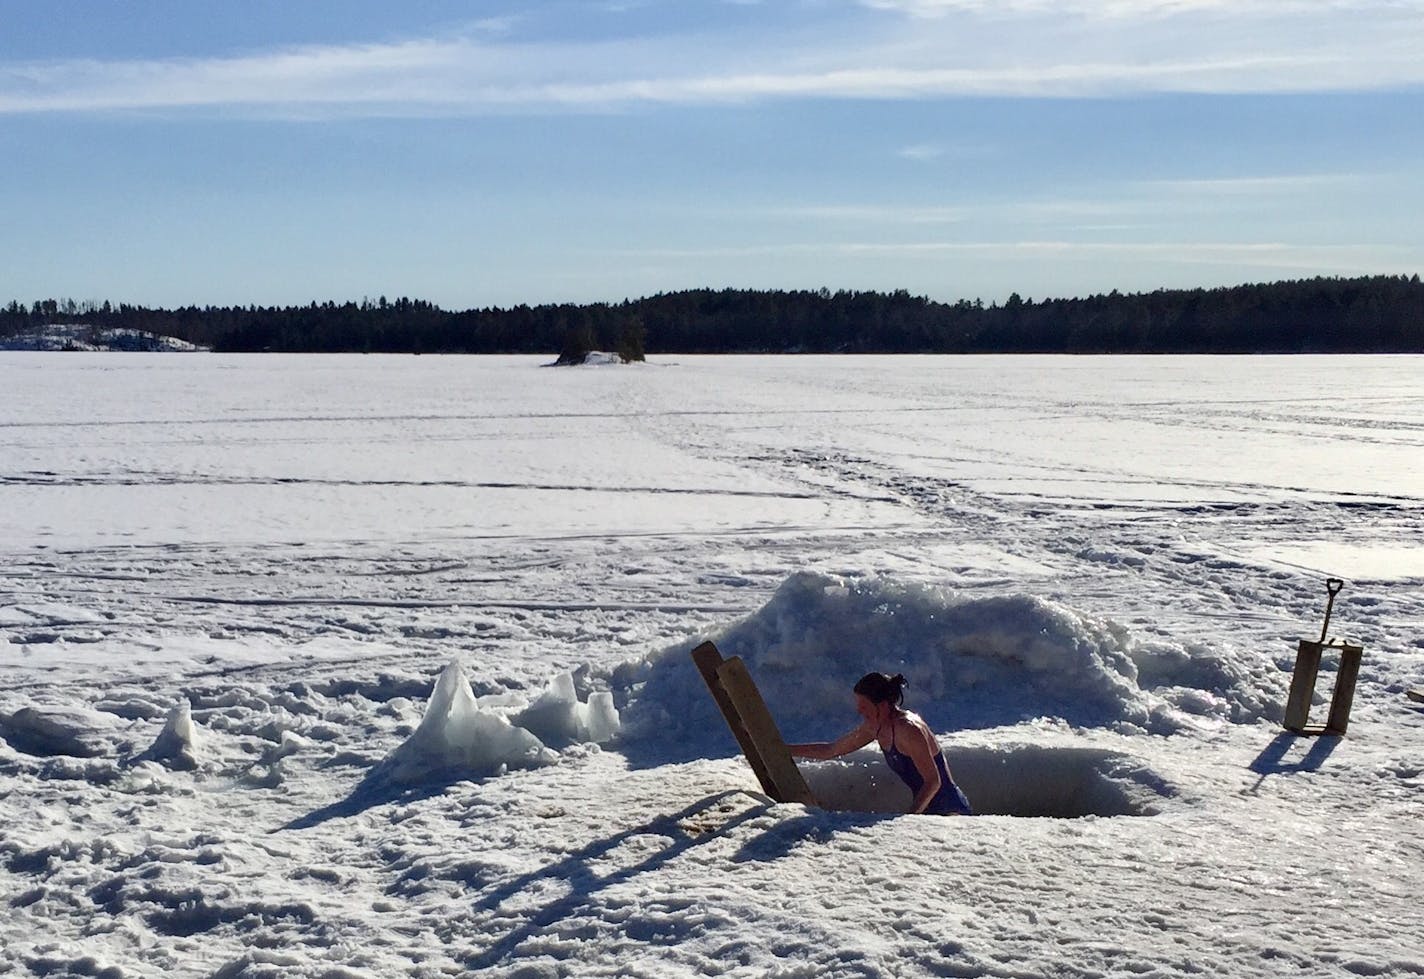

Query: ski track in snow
left=2, top=353, right=1423, bottom=978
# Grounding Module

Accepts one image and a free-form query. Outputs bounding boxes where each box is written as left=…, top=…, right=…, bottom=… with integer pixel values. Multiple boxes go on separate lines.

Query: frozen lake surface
left=2, top=353, right=1422, bottom=978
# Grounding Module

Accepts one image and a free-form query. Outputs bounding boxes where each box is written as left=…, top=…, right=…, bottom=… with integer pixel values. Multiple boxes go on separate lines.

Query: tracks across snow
left=4, top=354, right=1423, bottom=978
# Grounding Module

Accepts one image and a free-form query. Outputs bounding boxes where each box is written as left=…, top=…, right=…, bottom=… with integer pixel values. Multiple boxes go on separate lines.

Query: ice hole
left=802, top=743, right=1174, bottom=818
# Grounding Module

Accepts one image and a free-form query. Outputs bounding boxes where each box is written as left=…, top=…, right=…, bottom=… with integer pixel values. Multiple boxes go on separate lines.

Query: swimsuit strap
left=883, top=713, right=910, bottom=756
left=875, top=714, right=900, bottom=753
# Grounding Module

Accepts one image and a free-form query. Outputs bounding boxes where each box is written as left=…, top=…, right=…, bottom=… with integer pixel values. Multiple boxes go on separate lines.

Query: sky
left=2, top=0, right=1422, bottom=310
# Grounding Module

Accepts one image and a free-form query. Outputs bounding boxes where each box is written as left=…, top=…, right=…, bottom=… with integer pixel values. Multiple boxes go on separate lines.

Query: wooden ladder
left=691, top=641, right=817, bottom=806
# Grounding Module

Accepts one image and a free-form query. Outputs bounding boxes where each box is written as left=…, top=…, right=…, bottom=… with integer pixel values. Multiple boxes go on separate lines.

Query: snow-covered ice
left=1, top=352, right=1421, bottom=978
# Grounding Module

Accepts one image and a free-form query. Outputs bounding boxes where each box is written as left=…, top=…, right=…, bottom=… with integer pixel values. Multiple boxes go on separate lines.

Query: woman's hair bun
left=853, top=671, right=908, bottom=706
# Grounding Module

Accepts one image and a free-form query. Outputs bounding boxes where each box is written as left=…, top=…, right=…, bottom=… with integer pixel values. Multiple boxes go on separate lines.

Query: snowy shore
left=2, top=353, right=1421, bottom=978
left=0, top=325, right=204, bottom=352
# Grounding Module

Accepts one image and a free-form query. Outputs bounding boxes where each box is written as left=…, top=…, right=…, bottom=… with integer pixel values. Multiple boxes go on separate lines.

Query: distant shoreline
left=5, top=274, right=1421, bottom=355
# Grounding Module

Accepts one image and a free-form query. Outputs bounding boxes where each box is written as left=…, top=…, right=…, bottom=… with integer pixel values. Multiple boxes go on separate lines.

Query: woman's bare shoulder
left=900, top=712, right=937, bottom=747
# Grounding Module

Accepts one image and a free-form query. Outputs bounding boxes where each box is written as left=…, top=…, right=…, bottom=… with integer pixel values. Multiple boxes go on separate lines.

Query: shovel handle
left=1319, top=578, right=1345, bottom=643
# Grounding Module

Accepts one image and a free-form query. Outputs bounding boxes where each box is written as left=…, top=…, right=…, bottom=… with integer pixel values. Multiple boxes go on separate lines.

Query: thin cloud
left=895, top=142, right=996, bottom=161
left=610, top=239, right=1419, bottom=278
left=769, top=204, right=968, bottom=224
left=752, top=173, right=1375, bottom=230
left=977, top=175, right=1374, bottom=223
left=2, top=2, right=1421, bottom=116
left=862, top=0, right=1359, bottom=18
left=1138, top=174, right=1370, bottom=195
left=898, top=144, right=948, bottom=161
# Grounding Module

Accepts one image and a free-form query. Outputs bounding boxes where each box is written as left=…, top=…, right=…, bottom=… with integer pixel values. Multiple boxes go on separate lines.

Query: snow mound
left=575, top=350, right=626, bottom=366
left=376, top=661, right=558, bottom=786
left=0, top=704, right=122, bottom=758
left=618, top=572, right=1279, bottom=758
left=1128, top=637, right=1282, bottom=725
left=552, top=350, right=636, bottom=366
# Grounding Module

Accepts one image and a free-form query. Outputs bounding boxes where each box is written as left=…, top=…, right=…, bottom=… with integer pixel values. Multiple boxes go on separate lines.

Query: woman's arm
left=788, top=721, right=874, bottom=761
left=898, top=720, right=942, bottom=814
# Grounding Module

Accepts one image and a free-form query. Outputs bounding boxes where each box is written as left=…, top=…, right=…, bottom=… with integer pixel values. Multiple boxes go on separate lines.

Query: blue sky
left=3, top=0, right=1422, bottom=309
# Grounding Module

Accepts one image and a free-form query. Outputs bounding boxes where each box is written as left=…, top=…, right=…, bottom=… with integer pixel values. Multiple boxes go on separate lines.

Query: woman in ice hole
left=789, top=672, right=973, bottom=816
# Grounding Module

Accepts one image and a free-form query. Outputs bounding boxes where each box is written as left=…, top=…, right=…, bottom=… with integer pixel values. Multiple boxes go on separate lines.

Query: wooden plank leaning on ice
left=690, top=641, right=817, bottom=806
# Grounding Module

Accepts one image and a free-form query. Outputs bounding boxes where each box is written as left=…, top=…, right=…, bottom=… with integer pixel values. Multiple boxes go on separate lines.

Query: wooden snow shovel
left=1283, top=578, right=1364, bottom=736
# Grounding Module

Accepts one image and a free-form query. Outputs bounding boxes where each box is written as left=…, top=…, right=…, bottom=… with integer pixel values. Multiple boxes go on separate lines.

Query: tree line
left=4, top=275, right=1421, bottom=354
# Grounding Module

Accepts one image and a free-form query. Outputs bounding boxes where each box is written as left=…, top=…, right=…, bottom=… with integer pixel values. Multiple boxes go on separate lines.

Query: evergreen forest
left=4, top=274, right=1421, bottom=355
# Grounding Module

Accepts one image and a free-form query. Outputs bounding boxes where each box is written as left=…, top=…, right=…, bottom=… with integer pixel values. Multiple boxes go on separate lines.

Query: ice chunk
left=514, top=672, right=582, bottom=746
left=145, top=700, right=200, bottom=771
left=583, top=691, right=620, bottom=744
left=379, top=660, right=557, bottom=786
left=514, top=671, right=622, bottom=748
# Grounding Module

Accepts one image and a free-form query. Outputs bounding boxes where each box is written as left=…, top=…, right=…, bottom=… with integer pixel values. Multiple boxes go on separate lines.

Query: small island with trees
left=3, top=274, right=1420, bottom=356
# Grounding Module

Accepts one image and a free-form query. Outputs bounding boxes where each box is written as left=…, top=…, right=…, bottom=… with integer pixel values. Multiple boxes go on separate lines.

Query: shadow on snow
left=1242, top=731, right=1340, bottom=795
left=277, top=766, right=467, bottom=831
left=455, top=790, right=888, bottom=971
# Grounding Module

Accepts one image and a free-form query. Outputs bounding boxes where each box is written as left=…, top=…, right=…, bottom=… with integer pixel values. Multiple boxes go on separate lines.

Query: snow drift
left=617, top=571, right=1282, bottom=760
